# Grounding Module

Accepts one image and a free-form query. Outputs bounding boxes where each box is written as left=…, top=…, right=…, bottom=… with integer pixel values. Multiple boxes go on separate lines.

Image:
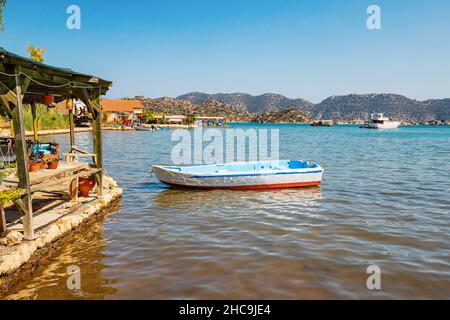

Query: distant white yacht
left=361, top=113, right=400, bottom=129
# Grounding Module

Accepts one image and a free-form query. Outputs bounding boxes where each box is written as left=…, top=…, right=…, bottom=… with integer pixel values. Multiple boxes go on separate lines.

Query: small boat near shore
left=311, top=120, right=334, bottom=127
left=360, top=113, right=400, bottom=129
left=152, top=160, right=324, bottom=190
left=135, top=124, right=160, bottom=131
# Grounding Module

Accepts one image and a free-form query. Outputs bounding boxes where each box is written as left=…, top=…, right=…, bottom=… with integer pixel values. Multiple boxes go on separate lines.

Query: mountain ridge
left=176, top=92, right=450, bottom=122
left=177, top=92, right=313, bottom=114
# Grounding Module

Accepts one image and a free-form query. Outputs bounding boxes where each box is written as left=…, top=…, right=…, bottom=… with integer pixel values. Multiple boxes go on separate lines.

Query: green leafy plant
left=0, top=189, right=23, bottom=206
left=27, top=44, right=46, bottom=63
left=143, top=110, right=155, bottom=124
left=185, top=115, right=197, bottom=125
left=0, top=162, right=16, bottom=170
left=0, top=162, right=16, bottom=181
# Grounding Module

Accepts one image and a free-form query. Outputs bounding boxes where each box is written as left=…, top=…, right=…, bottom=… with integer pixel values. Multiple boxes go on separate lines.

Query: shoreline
left=0, top=126, right=138, bottom=138
left=1, top=121, right=448, bottom=139
left=0, top=125, right=192, bottom=138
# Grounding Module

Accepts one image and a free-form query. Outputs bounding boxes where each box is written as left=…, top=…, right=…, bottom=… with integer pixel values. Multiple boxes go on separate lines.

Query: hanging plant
left=0, top=189, right=23, bottom=206
left=0, top=162, right=16, bottom=181
left=27, top=44, right=46, bottom=63
left=43, top=94, right=55, bottom=105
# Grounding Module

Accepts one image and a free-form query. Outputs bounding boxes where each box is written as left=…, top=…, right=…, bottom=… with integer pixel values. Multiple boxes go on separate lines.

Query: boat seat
left=288, top=160, right=308, bottom=169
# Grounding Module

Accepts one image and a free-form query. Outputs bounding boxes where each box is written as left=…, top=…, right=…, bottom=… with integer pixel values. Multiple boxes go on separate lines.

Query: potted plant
left=43, top=94, right=54, bottom=106
left=28, top=160, right=43, bottom=172
left=47, top=158, right=60, bottom=170
left=27, top=44, right=46, bottom=63
left=78, top=176, right=96, bottom=197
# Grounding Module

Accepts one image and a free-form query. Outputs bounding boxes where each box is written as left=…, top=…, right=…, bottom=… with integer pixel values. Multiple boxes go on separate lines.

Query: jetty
left=0, top=48, right=122, bottom=293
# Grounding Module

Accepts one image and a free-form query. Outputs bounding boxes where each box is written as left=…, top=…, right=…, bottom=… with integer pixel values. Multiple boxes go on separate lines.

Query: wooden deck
left=1, top=162, right=102, bottom=234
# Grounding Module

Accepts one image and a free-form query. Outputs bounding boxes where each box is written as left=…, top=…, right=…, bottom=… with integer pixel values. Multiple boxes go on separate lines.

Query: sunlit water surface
left=4, top=124, right=450, bottom=299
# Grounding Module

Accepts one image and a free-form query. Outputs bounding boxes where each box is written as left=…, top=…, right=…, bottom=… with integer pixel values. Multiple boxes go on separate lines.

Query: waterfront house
left=102, top=99, right=144, bottom=124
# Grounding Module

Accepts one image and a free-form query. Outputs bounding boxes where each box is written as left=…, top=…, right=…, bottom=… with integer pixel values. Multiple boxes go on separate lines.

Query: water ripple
left=4, top=125, right=450, bottom=299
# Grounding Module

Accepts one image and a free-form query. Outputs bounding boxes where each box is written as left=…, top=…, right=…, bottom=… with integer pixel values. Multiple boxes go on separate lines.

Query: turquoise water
left=5, top=124, right=450, bottom=299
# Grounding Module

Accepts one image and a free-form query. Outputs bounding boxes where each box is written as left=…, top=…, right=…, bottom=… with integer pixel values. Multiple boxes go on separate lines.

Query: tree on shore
left=0, top=0, right=6, bottom=32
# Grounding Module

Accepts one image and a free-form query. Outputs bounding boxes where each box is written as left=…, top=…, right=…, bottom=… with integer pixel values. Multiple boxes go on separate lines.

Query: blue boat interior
left=162, top=160, right=319, bottom=174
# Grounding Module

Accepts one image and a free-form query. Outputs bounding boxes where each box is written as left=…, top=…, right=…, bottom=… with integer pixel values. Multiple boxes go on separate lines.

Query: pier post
left=92, top=92, right=103, bottom=198
left=12, top=66, right=34, bottom=240
left=80, top=88, right=103, bottom=198
left=31, top=102, right=38, bottom=142
left=0, top=205, right=6, bottom=234
left=68, top=99, right=76, bottom=152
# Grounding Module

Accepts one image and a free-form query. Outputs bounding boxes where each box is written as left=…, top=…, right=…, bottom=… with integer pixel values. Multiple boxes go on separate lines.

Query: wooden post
left=79, top=88, right=103, bottom=198
left=93, top=94, right=103, bottom=198
left=12, top=66, right=34, bottom=240
left=0, top=205, right=6, bottom=235
left=31, top=102, right=38, bottom=142
left=68, top=100, right=76, bottom=152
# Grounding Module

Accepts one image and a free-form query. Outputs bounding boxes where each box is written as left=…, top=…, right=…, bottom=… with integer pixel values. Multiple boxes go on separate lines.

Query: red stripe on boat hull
left=160, top=181, right=321, bottom=190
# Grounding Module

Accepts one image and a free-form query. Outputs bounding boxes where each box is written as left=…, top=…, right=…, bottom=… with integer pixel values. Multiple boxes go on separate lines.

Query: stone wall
left=0, top=175, right=123, bottom=294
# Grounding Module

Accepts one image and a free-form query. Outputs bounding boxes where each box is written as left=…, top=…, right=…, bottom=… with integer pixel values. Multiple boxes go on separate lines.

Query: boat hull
left=135, top=126, right=157, bottom=131
left=160, top=180, right=321, bottom=190
left=361, top=122, right=400, bottom=129
left=152, top=162, right=323, bottom=190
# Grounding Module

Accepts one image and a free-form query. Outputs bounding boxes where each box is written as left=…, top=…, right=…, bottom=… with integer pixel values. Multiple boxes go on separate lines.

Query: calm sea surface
left=4, top=124, right=450, bottom=299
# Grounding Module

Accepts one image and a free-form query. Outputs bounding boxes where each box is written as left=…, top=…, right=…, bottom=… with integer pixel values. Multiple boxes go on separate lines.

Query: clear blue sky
left=1, top=0, right=449, bottom=102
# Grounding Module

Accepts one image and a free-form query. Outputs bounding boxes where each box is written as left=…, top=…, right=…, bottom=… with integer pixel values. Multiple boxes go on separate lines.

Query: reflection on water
left=5, top=208, right=118, bottom=300
left=152, top=186, right=322, bottom=210
left=4, top=125, right=450, bottom=299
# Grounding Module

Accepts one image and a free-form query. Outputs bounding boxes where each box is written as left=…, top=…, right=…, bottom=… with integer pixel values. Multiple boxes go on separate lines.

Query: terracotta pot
left=29, top=161, right=41, bottom=172
left=48, top=160, right=59, bottom=170
left=43, top=95, right=54, bottom=105
left=78, top=176, right=96, bottom=197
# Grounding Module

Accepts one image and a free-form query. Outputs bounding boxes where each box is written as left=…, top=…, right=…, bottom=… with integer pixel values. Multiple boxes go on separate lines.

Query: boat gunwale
left=152, top=161, right=324, bottom=179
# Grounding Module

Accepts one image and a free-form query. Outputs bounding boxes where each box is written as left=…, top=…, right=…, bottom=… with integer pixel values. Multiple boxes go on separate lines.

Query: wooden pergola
left=0, top=47, right=112, bottom=240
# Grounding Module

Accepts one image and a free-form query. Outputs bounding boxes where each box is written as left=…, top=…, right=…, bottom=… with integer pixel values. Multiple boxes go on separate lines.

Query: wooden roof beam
left=0, top=94, right=12, bottom=118
left=79, top=88, right=101, bottom=115
left=0, top=80, right=17, bottom=118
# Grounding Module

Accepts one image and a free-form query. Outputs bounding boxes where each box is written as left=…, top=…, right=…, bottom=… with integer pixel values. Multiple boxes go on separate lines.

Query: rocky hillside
left=421, top=99, right=450, bottom=121
left=142, top=97, right=254, bottom=122
left=140, top=97, right=312, bottom=123
left=177, top=92, right=450, bottom=122
left=177, top=92, right=313, bottom=113
left=309, top=94, right=434, bottom=122
left=252, top=108, right=312, bottom=123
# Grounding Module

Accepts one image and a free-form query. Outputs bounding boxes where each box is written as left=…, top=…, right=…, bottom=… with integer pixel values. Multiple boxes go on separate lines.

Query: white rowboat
left=152, top=160, right=324, bottom=190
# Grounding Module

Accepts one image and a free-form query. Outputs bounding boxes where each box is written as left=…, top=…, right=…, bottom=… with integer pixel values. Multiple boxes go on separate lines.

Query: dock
left=0, top=47, right=122, bottom=294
